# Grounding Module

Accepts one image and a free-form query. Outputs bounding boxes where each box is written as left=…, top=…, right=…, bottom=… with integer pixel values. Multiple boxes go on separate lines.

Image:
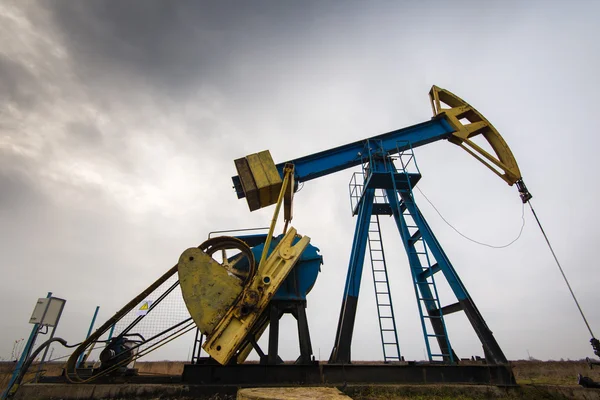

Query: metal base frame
left=265, top=300, right=313, bottom=365
left=181, top=362, right=516, bottom=386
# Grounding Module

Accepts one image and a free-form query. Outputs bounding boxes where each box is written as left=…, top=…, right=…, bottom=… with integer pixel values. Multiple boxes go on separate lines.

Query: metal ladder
left=401, top=205, right=453, bottom=362
left=367, top=211, right=402, bottom=362
left=392, top=142, right=453, bottom=363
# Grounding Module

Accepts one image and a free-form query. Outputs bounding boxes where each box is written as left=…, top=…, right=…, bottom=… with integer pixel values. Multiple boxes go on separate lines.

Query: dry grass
left=511, top=359, right=600, bottom=385
left=0, top=361, right=64, bottom=393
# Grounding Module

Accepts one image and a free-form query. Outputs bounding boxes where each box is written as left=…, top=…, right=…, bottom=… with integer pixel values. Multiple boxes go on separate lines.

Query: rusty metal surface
left=178, top=239, right=250, bottom=336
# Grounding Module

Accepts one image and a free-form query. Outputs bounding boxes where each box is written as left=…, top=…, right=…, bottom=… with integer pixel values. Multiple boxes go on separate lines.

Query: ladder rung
left=383, top=342, right=398, bottom=345
left=381, top=329, right=395, bottom=331
left=423, top=315, right=442, bottom=319
left=427, top=334, right=446, bottom=337
left=378, top=303, right=391, bottom=306
left=418, top=298, right=437, bottom=301
left=380, top=316, right=394, bottom=319
left=371, top=259, right=385, bottom=262
left=430, top=354, right=450, bottom=357
left=414, top=276, right=435, bottom=282
left=410, top=230, right=422, bottom=241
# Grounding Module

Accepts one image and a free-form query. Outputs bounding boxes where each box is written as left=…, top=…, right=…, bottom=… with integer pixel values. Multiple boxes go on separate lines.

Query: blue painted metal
left=107, top=324, right=116, bottom=340
left=366, top=213, right=402, bottom=362
left=228, top=111, right=509, bottom=364
left=385, top=142, right=454, bottom=362
left=333, top=146, right=405, bottom=362
left=333, top=141, right=459, bottom=363
left=387, top=189, right=454, bottom=363
left=2, top=292, right=52, bottom=400
left=343, top=188, right=375, bottom=298
left=235, top=234, right=323, bottom=301
left=77, top=306, right=100, bottom=368
left=233, top=118, right=454, bottom=198
left=398, top=195, right=469, bottom=301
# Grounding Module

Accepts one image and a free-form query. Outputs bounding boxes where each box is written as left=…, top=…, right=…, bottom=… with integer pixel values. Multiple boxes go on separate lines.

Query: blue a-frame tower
left=329, top=140, right=508, bottom=365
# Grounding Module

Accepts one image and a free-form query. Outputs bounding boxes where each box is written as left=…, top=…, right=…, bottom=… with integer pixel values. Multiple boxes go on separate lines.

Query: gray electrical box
left=29, top=297, right=66, bottom=327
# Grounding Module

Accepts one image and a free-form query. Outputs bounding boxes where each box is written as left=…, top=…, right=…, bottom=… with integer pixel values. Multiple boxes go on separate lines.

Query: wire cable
left=415, top=186, right=525, bottom=249
left=528, top=201, right=595, bottom=338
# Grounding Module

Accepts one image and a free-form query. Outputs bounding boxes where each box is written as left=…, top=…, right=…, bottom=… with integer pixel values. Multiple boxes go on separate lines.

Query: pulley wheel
left=198, top=236, right=256, bottom=285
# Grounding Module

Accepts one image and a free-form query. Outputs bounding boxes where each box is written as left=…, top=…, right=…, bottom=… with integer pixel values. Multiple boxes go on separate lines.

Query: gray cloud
left=46, top=1, right=317, bottom=101
left=0, top=55, right=38, bottom=110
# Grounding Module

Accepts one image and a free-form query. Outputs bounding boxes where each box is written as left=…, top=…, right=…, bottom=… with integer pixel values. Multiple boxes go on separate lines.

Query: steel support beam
left=395, top=190, right=508, bottom=364
left=329, top=189, right=375, bottom=364
left=181, top=363, right=516, bottom=385
left=232, top=118, right=454, bottom=198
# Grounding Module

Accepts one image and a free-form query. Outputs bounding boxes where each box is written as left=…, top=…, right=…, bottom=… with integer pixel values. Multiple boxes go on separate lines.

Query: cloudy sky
left=1, top=0, right=599, bottom=364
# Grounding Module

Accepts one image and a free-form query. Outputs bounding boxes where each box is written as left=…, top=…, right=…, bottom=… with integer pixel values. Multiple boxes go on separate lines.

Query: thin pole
left=107, top=324, right=116, bottom=340
left=77, top=306, right=100, bottom=368
left=35, top=299, right=65, bottom=382
left=258, top=166, right=292, bottom=268
left=1, top=292, right=51, bottom=400
left=529, top=202, right=595, bottom=338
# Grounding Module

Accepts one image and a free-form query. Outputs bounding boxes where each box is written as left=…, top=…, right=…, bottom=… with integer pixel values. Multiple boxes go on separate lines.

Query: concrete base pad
left=238, top=387, right=350, bottom=400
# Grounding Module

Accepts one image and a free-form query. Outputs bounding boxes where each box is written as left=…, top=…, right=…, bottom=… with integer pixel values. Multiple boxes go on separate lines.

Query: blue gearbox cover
left=234, top=234, right=323, bottom=301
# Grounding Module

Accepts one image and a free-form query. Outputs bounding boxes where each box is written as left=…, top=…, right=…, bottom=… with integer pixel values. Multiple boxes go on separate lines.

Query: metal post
left=1, top=292, right=51, bottom=400
left=329, top=189, right=375, bottom=364
left=77, top=306, right=100, bottom=368
left=267, top=303, right=280, bottom=365
left=107, top=324, right=116, bottom=340
left=35, top=299, right=65, bottom=382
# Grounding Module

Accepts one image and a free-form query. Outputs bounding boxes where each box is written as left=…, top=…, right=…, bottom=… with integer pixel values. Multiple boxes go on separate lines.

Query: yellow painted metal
left=178, top=247, right=244, bottom=335
left=201, top=227, right=310, bottom=365
left=259, top=150, right=284, bottom=206
left=284, top=168, right=294, bottom=225
left=178, top=161, right=302, bottom=366
left=234, top=157, right=261, bottom=211
left=259, top=163, right=294, bottom=269
left=66, top=264, right=180, bottom=382
left=429, top=85, right=523, bottom=185
left=235, top=317, right=269, bottom=363
left=245, top=150, right=283, bottom=209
